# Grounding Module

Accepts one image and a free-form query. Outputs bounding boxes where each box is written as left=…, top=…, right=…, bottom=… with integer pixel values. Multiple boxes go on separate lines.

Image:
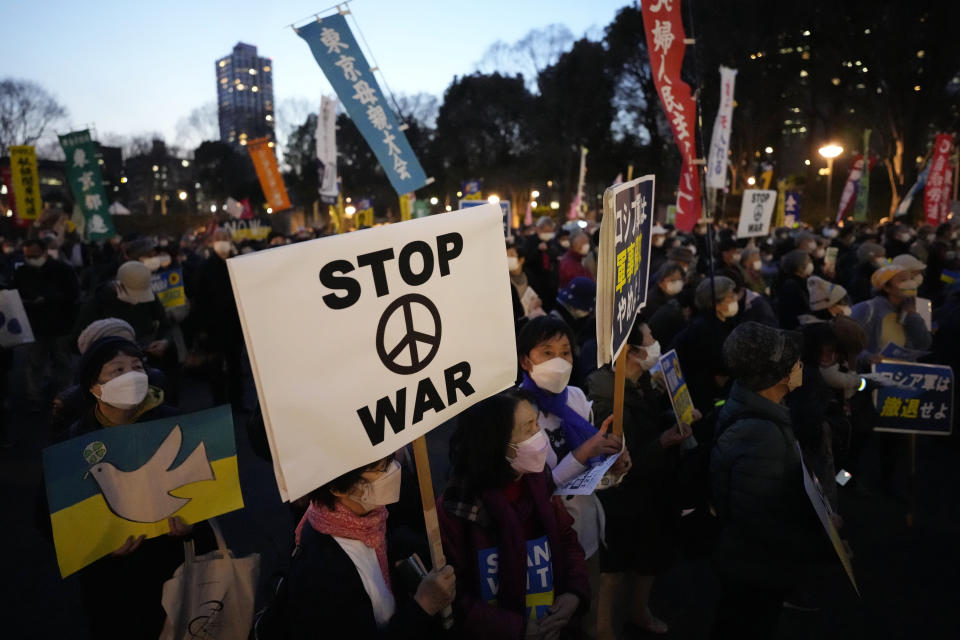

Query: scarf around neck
left=296, top=500, right=392, bottom=592
left=519, top=372, right=597, bottom=453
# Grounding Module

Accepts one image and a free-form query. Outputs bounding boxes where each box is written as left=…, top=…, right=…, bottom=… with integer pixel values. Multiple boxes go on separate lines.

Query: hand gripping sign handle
left=412, top=435, right=454, bottom=629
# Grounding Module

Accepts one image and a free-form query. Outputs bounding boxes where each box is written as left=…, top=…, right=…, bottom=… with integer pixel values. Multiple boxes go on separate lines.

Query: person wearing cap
left=587, top=319, right=695, bottom=638
left=800, top=276, right=851, bottom=324
left=670, top=276, right=740, bottom=417
left=844, top=241, right=886, bottom=303
left=523, top=216, right=563, bottom=313
left=772, top=249, right=813, bottom=330
left=850, top=265, right=932, bottom=365
left=710, top=322, right=834, bottom=639
left=892, top=253, right=925, bottom=297
left=46, top=335, right=214, bottom=637
left=646, top=262, right=692, bottom=347
left=13, top=237, right=81, bottom=408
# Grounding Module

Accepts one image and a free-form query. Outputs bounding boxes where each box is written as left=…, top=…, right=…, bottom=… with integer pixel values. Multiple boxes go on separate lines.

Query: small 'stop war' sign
left=736, top=189, right=777, bottom=238
left=228, top=205, right=517, bottom=501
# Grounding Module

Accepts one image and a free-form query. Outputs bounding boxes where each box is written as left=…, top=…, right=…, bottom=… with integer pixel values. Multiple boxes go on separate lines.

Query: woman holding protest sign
left=279, top=454, right=457, bottom=638
left=47, top=335, right=210, bottom=638
left=438, top=390, right=591, bottom=639
left=587, top=320, right=695, bottom=638
left=515, top=316, right=628, bottom=561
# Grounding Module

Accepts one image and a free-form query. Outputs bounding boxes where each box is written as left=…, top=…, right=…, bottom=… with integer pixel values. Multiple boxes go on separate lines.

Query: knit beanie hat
left=723, top=321, right=802, bottom=391
left=807, top=277, right=848, bottom=311
left=77, top=318, right=136, bottom=354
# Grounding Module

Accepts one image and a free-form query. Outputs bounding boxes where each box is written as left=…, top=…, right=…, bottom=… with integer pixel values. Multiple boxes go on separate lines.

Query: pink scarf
left=296, top=501, right=392, bottom=592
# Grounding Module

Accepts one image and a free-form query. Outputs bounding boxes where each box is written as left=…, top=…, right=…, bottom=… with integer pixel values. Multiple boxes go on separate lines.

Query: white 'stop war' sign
left=228, top=206, right=517, bottom=501
left=736, top=189, right=777, bottom=239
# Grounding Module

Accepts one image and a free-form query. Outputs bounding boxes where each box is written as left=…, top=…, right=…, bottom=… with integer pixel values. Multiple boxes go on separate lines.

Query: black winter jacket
left=710, top=382, right=832, bottom=588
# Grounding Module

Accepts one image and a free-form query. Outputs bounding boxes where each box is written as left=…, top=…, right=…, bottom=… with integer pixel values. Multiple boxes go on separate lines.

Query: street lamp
left=818, top=144, right=844, bottom=211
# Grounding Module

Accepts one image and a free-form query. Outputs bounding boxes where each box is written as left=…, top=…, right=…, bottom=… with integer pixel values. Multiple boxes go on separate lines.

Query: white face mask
left=507, top=429, right=550, bottom=474
left=96, top=370, right=149, bottom=410
left=720, top=301, right=739, bottom=319
left=901, top=276, right=923, bottom=290
left=653, top=236, right=666, bottom=247
left=26, top=256, right=47, bottom=268
left=538, top=232, right=555, bottom=242
left=833, top=305, right=852, bottom=317
left=213, top=240, right=232, bottom=258
left=529, top=357, right=573, bottom=394
left=640, top=340, right=661, bottom=370
left=813, top=248, right=826, bottom=259
left=577, top=243, right=590, bottom=256
left=158, top=254, right=172, bottom=269
left=140, top=256, right=162, bottom=272
left=802, top=262, right=815, bottom=277
left=507, top=256, right=521, bottom=272
left=353, top=460, right=402, bottom=511
left=752, top=259, right=763, bottom=271
left=823, top=228, right=839, bottom=239
left=732, top=252, right=743, bottom=263
left=664, top=280, right=683, bottom=296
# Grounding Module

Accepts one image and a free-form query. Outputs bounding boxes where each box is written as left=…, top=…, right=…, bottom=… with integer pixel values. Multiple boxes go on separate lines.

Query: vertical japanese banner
left=58, top=130, right=115, bottom=241
left=706, top=66, right=737, bottom=190
left=853, top=129, right=872, bottom=221
left=836, top=155, right=874, bottom=223
left=784, top=190, right=801, bottom=224
left=247, top=137, right=291, bottom=212
left=296, top=14, right=428, bottom=195
left=774, top=179, right=787, bottom=228
left=924, top=134, right=954, bottom=226
left=316, top=95, right=339, bottom=203
left=642, top=0, right=701, bottom=231
left=9, top=145, right=42, bottom=220
left=596, top=175, right=655, bottom=364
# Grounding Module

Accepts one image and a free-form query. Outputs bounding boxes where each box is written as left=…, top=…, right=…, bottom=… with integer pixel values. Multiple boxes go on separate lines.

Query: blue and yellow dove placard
left=42, top=405, right=244, bottom=577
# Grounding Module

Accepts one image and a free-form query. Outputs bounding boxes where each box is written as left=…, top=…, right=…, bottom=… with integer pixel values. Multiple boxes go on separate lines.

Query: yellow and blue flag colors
left=42, top=405, right=243, bottom=577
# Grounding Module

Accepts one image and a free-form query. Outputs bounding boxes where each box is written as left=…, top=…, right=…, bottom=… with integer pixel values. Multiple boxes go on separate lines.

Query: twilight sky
left=5, top=0, right=628, bottom=146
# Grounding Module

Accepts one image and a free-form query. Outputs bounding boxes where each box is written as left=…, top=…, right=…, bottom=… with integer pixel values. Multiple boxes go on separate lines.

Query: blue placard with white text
left=611, top=175, right=654, bottom=359
left=296, top=15, right=428, bottom=195
left=477, top=536, right=555, bottom=620
left=872, top=362, right=953, bottom=435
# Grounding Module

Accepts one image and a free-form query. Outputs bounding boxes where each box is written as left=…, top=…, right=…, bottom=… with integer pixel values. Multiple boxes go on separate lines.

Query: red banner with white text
left=642, top=0, right=701, bottom=231
left=924, top=134, right=954, bottom=226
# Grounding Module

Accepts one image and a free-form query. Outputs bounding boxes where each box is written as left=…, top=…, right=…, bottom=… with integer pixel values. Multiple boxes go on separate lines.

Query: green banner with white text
left=58, top=129, right=115, bottom=241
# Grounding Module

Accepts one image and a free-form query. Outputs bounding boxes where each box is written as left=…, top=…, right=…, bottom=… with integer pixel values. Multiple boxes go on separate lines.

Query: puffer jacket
left=710, top=381, right=832, bottom=589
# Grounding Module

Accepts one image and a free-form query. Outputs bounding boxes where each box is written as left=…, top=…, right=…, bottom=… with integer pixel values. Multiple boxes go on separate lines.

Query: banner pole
left=411, top=435, right=454, bottom=628
left=612, top=347, right=628, bottom=437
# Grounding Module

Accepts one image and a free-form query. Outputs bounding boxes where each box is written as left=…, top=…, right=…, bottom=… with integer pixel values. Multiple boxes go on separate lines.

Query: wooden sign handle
left=612, top=347, right=628, bottom=436
left=411, top=435, right=454, bottom=629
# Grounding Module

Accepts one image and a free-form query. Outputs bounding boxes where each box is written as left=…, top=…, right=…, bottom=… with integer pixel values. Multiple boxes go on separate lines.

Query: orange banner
left=247, top=137, right=291, bottom=212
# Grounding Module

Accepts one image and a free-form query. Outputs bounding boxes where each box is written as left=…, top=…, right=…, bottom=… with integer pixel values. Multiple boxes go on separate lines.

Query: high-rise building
left=216, top=42, right=275, bottom=146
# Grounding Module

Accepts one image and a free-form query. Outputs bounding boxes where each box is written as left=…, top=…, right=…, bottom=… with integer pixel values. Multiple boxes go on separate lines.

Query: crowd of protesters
left=3, top=204, right=959, bottom=639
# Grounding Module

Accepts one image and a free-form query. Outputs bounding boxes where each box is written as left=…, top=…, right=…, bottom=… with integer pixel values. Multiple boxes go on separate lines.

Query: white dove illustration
left=88, top=425, right=215, bottom=523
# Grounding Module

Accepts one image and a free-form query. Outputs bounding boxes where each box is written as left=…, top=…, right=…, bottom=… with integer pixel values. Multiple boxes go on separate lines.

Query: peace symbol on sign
left=376, top=293, right=442, bottom=375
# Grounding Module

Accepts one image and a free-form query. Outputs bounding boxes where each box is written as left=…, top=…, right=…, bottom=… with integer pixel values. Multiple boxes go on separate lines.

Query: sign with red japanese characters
left=642, top=0, right=701, bottom=231
left=924, top=134, right=954, bottom=226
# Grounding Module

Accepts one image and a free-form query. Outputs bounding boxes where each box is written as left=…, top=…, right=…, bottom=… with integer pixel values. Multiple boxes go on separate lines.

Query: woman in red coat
left=438, top=389, right=591, bottom=639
